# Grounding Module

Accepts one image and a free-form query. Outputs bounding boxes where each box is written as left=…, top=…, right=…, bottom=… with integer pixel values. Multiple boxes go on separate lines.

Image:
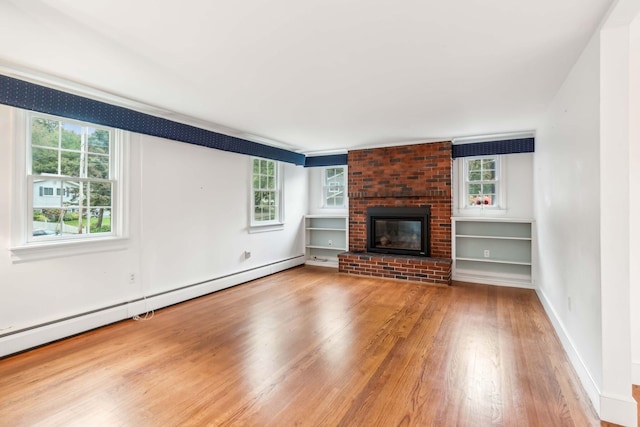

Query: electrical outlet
left=328, top=239, right=333, bottom=246
left=483, top=249, right=490, bottom=258
left=244, top=250, right=251, bottom=259
left=129, top=273, right=136, bottom=284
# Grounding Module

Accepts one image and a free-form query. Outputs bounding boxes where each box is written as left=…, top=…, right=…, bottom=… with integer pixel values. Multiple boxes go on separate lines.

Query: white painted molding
left=452, top=270, right=533, bottom=288
left=0, top=256, right=305, bottom=358
left=451, top=130, right=536, bottom=145
left=534, top=287, right=602, bottom=415
left=305, top=259, right=339, bottom=268
left=539, top=286, right=637, bottom=424
left=633, top=361, right=640, bottom=385
left=600, top=393, right=638, bottom=427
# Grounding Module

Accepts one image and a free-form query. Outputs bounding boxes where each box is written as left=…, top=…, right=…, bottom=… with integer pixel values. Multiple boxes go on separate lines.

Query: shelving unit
left=304, top=215, right=348, bottom=268
left=452, top=217, right=534, bottom=287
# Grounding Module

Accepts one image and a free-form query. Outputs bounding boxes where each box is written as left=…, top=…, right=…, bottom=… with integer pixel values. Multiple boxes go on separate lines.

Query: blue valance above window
left=452, top=138, right=534, bottom=158
left=304, top=154, right=348, bottom=167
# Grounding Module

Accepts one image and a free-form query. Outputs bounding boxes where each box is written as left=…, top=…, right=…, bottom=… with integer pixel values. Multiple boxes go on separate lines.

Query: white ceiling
left=0, top=0, right=613, bottom=154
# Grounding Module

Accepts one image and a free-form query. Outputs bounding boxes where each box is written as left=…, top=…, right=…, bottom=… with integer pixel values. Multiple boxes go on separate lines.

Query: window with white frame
left=464, top=156, right=500, bottom=208
left=323, top=166, right=346, bottom=208
left=251, top=157, right=282, bottom=225
left=27, top=113, right=120, bottom=241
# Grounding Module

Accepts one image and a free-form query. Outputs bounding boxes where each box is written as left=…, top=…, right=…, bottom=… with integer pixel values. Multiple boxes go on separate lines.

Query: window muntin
left=465, top=156, right=499, bottom=208
left=251, top=158, right=281, bottom=225
left=28, top=115, right=115, bottom=241
left=323, top=167, right=346, bottom=208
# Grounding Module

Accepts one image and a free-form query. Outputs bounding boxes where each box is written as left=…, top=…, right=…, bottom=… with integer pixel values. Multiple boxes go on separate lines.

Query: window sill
left=248, top=223, right=284, bottom=234
left=455, top=208, right=508, bottom=217
left=10, top=236, right=130, bottom=263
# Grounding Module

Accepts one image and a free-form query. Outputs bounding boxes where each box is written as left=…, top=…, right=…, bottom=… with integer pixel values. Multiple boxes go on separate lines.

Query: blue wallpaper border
left=0, top=74, right=306, bottom=165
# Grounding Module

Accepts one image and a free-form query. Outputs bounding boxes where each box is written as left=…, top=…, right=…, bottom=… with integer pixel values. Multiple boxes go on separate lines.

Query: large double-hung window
left=27, top=113, right=119, bottom=242
left=251, top=157, right=282, bottom=226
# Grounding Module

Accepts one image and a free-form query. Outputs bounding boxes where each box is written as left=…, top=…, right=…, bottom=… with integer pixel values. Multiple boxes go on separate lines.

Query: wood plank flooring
left=0, top=266, right=625, bottom=426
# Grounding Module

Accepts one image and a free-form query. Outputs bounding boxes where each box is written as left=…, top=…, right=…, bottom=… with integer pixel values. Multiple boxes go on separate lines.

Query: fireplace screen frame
left=366, top=206, right=431, bottom=257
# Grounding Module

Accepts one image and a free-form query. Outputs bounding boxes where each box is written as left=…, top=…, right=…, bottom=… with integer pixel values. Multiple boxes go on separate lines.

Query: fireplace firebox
left=366, top=206, right=430, bottom=257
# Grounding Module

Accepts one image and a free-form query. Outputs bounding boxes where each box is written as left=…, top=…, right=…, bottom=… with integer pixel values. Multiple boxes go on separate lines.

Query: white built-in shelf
left=455, top=257, right=532, bottom=266
left=452, top=217, right=534, bottom=288
left=306, top=245, right=348, bottom=250
left=304, top=215, right=348, bottom=268
left=456, top=235, right=531, bottom=241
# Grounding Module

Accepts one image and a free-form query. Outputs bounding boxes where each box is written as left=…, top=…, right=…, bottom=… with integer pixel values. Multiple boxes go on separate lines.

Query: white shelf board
left=306, top=245, right=347, bottom=251
left=456, top=234, right=531, bottom=241
left=305, top=227, right=346, bottom=231
left=452, top=216, right=534, bottom=223
left=455, top=257, right=532, bottom=266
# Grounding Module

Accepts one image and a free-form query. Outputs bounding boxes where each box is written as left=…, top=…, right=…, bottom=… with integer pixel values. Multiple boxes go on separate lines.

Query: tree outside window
left=30, top=115, right=114, bottom=239
left=252, top=158, right=281, bottom=224
left=465, top=156, right=499, bottom=207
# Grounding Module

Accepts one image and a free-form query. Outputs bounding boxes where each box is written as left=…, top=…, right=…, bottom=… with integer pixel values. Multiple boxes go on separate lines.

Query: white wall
left=0, top=104, right=308, bottom=355
left=536, top=5, right=640, bottom=422
left=534, top=31, right=604, bottom=409
left=452, top=152, right=533, bottom=219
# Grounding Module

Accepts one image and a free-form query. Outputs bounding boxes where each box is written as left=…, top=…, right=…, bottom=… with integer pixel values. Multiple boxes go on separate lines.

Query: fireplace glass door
left=366, top=206, right=430, bottom=256
left=373, top=218, right=423, bottom=251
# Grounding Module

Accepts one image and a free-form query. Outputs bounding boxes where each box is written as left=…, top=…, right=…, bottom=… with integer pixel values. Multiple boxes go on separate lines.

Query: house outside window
left=251, top=157, right=282, bottom=226
left=323, top=166, right=346, bottom=208
left=27, top=113, right=119, bottom=241
left=464, top=156, right=500, bottom=208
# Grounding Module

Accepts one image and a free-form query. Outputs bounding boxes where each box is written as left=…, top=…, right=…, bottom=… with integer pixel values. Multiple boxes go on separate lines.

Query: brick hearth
left=338, top=141, right=453, bottom=285
left=339, top=252, right=452, bottom=284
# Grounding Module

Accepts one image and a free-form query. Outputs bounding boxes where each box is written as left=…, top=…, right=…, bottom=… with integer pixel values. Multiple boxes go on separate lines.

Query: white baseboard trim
left=600, top=393, right=638, bottom=427
left=633, top=361, right=640, bottom=385
left=453, top=270, right=534, bottom=289
left=0, top=255, right=305, bottom=358
left=534, top=287, right=602, bottom=415
left=304, top=259, right=338, bottom=268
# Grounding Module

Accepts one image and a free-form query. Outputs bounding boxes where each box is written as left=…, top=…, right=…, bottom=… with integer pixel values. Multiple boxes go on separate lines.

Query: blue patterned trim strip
left=0, top=74, right=306, bottom=165
left=452, top=138, right=535, bottom=158
left=304, top=154, right=348, bottom=167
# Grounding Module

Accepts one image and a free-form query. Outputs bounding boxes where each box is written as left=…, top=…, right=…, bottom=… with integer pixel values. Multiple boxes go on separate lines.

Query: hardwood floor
left=0, top=266, right=622, bottom=426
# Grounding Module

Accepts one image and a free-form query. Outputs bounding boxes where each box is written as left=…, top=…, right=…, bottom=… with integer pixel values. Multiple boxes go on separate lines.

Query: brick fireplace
left=338, top=141, right=453, bottom=285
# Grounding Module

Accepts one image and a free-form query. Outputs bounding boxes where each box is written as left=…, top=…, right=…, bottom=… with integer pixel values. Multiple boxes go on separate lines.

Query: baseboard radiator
left=0, top=256, right=305, bottom=358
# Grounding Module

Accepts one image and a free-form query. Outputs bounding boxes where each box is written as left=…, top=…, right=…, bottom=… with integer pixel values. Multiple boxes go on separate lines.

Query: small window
left=464, top=156, right=500, bottom=208
left=251, top=157, right=282, bottom=226
left=323, top=167, right=346, bottom=208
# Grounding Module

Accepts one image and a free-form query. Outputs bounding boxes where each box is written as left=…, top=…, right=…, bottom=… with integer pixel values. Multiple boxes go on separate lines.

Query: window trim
left=322, top=166, right=347, bottom=209
left=457, top=155, right=506, bottom=213
left=10, top=109, right=129, bottom=262
left=249, top=157, right=284, bottom=229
